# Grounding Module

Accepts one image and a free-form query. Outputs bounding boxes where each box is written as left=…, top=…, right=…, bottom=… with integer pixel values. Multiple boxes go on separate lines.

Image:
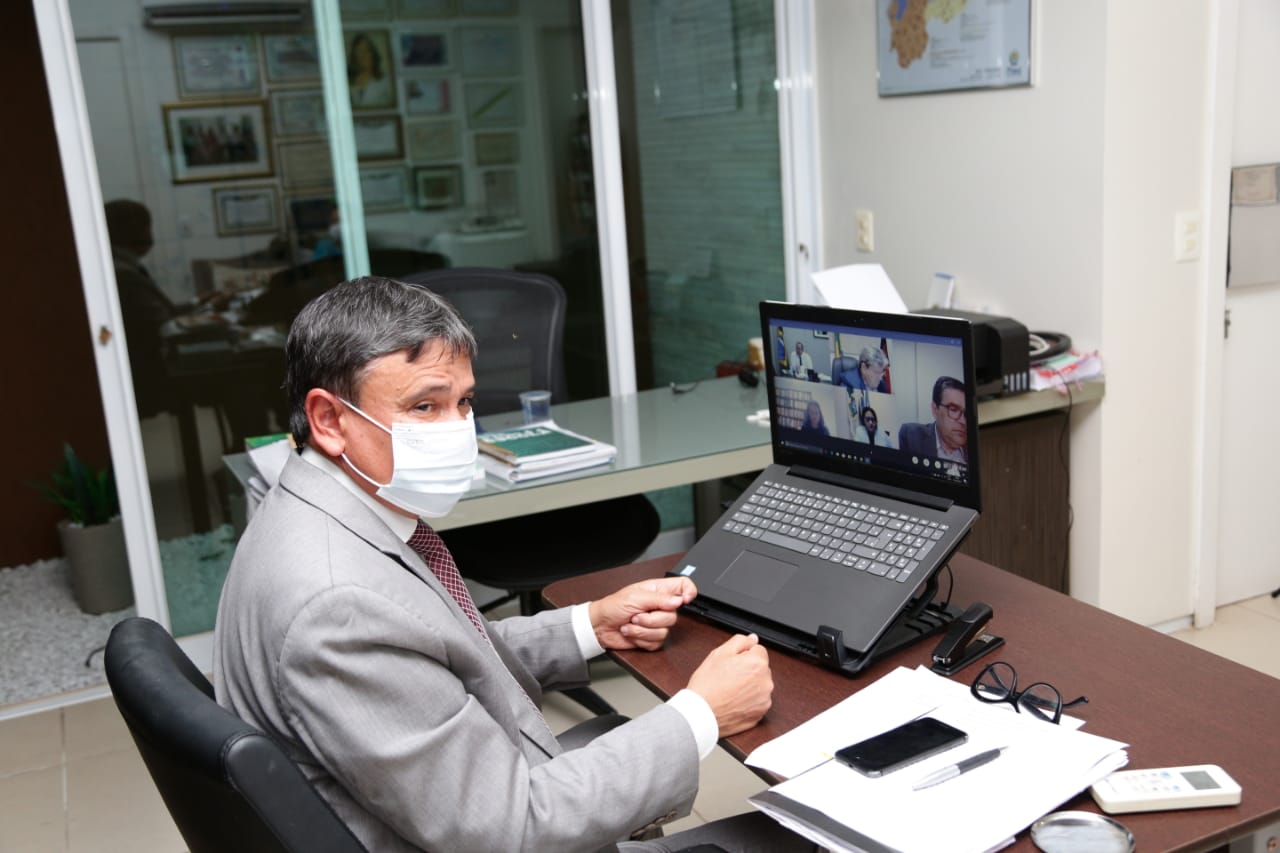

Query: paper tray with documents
left=746, top=666, right=1128, bottom=853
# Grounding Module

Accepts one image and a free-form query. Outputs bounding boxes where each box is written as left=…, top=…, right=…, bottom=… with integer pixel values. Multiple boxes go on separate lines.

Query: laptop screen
left=760, top=301, right=981, bottom=510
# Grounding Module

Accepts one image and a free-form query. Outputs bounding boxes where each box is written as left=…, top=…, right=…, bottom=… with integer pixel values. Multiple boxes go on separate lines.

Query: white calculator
left=1090, top=765, right=1242, bottom=814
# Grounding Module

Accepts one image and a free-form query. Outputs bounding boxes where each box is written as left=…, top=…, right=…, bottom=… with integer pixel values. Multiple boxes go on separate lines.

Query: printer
left=918, top=308, right=1030, bottom=398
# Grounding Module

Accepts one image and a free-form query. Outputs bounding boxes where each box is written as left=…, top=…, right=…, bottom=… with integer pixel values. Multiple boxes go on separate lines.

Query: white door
left=1215, top=0, right=1280, bottom=606
left=1217, top=285, right=1280, bottom=604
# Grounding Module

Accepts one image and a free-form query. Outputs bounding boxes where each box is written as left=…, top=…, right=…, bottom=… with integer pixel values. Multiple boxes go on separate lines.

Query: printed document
left=747, top=666, right=1127, bottom=853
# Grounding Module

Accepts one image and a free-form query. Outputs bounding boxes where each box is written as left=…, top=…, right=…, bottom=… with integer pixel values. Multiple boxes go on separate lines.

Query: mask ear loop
left=337, top=398, right=393, bottom=488
left=339, top=397, right=392, bottom=436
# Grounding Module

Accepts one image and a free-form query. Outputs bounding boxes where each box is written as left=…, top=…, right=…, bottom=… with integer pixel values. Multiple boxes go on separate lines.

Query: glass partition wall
left=47, top=0, right=797, bottom=656
left=69, top=0, right=607, bottom=638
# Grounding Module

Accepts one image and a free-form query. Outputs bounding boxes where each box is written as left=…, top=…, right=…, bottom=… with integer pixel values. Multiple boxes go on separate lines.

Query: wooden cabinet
left=959, top=411, right=1071, bottom=592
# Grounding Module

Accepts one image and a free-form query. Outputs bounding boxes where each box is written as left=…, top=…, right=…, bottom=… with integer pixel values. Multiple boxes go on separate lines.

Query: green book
left=477, top=423, right=609, bottom=466
left=244, top=432, right=292, bottom=450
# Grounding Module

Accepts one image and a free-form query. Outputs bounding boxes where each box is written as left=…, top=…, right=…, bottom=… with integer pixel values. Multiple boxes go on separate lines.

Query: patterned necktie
left=407, top=520, right=552, bottom=733
left=407, top=520, right=490, bottom=640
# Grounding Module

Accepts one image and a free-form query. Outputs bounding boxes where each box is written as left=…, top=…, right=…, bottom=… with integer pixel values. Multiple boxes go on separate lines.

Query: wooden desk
left=545, top=554, right=1280, bottom=853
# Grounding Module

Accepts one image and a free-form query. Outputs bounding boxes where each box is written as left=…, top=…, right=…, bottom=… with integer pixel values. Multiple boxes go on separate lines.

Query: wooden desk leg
left=177, top=402, right=212, bottom=532
left=692, top=480, right=723, bottom=537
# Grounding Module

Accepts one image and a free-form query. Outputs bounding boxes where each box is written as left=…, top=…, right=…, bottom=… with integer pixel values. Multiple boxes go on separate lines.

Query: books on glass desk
left=477, top=422, right=616, bottom=483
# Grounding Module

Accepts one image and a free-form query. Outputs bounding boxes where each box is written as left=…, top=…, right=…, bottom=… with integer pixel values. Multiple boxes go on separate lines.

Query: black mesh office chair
left=104, top=617, right=368, bottom=853
left=401, top=268, right=661, bottom=715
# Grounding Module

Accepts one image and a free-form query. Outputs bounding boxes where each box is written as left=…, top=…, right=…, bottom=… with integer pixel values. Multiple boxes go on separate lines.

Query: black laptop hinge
left=789, top=465, right=953, bottom=512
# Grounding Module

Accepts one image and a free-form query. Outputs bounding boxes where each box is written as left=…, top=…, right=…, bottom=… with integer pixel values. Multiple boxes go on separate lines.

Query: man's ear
left=306, top=389, right=347, bottom=457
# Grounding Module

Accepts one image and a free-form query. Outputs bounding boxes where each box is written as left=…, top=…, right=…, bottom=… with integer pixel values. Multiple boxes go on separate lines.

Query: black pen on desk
left=911, top=747, right=1007, bottom=791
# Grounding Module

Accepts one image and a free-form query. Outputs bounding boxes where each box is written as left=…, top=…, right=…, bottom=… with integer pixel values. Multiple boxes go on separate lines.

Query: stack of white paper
left=810, top=264, right=908, bottom=314
left=747, top=666, right=1128, bottom=853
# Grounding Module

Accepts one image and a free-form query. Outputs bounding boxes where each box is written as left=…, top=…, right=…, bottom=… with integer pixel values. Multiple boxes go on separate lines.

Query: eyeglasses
left=970, top=661, right=1088, bottom=724
left=937, top=402, right=966, bottom=422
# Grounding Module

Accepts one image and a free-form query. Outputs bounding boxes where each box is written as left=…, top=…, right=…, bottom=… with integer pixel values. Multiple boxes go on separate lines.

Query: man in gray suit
left=897, top=376, right=969, bottom=465
left=214, top=277, right=811, bottom=852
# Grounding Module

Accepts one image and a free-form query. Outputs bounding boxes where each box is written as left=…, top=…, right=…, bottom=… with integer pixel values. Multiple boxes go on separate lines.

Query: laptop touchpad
left=716, top=551, right=797, bottom=602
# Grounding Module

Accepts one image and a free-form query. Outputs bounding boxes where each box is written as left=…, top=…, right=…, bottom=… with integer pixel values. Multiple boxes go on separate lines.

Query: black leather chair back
left=104, top=617, right=367, bottom=853
left=831, top=355, right=858, bottom=383
left=400, top=267, right=569, bottom=417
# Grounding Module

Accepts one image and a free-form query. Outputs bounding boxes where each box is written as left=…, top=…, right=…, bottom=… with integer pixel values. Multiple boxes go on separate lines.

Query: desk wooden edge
left=544, top=550, right=1280, bottom=853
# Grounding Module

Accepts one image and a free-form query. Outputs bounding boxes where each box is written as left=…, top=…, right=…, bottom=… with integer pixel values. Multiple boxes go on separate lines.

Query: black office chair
left=830, top=355, right=858, bottom=385
left=104, top=617, right=368, bottom=853
left=401, top=268, right=661, bottom=715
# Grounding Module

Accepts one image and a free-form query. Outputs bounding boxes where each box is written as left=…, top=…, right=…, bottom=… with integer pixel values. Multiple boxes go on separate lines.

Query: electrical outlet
left=1174, top=211, right=1201, bottom=263
left=855, top=209, right=874, bottom=252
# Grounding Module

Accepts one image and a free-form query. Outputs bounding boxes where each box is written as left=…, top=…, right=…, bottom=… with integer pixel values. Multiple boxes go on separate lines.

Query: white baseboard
left=1149, top=614, right=1194, bottom=634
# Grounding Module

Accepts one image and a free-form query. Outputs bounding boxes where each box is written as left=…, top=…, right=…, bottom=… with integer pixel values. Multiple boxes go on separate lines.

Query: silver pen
left=912, top=747, right=1006, bottom=790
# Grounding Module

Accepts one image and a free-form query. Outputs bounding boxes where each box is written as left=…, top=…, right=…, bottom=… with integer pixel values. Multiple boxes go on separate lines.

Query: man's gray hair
left=285, top=276, right=477, bottom=446
left=858, top=346, right=888, bottom=369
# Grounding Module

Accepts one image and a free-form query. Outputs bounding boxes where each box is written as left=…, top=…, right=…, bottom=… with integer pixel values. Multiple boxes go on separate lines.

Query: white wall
left=813, top=1, right=1215, bottom=624
left=1095, top=0, right=1210, bottom=624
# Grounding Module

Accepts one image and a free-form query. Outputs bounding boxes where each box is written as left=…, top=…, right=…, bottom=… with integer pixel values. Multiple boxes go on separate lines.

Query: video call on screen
left=768, top=320, right=971, bottom=485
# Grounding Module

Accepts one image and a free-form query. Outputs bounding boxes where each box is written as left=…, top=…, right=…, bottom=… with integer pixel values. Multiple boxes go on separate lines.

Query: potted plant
left=35, top=443, right=133, bottom=614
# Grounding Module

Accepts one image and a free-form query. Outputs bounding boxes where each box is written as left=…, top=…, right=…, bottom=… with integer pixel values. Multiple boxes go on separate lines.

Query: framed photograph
left=399, top=32, right=449, bottom=72
left=472, top=130, right=518, bottom=165
left=397, top=0, right=456, bottom=17
left=406, top=119, right=459, bottom=162
left=480, top=168, right=518, bottom=217
left=464, top=81, right=522, bottom=128
left=344, top=30, right=397, bottom=110
left=414, top=165, right=462, bottom=209
left=271, top=90, right=326, bottom=138
left=173, top=35, right=260, bottom=99
left=212, top=185, right=280, bottom=236
left=460, top=0, right=517, bottom=15
left=354, top=115, right=404, bottom=161
left=404, top=78, right=451, bottom=115
left=457, top=27, right=520, bottom=76
left=163, top=100, right=272, bottom=183
left=360, top=166, right=410, bottom=211
left=340, top=0, right=391, bottom=18
left=263, top=35, right=321, bottom=83
left=276, top=140, right=334, bottom=190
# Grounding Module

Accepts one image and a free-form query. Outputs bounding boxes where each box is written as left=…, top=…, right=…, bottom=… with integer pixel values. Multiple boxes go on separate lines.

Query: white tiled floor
left=2, top=592, right=1278, bottom=851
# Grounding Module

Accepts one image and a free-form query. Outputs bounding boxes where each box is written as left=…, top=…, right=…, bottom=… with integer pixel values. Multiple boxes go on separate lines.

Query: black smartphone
left=834, top=717, right=968, bottom=777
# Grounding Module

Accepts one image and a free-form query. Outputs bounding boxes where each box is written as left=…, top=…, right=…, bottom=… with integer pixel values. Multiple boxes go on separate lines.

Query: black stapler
left=929, top=602, right=1004, bottom=676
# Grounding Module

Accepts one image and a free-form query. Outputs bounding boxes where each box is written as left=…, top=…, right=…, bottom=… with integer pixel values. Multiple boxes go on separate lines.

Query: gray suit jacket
left=897, top=421, right=939, bottom=458
left=214, top=454, right=698, bottom=852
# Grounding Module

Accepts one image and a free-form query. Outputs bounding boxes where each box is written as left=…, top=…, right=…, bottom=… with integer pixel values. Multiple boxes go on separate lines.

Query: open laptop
left=673, top=302, right=982, bottom=672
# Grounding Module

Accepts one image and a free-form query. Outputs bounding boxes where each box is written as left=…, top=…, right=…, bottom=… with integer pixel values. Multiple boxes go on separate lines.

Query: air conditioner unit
left=143, top=1, right=308, bottom=28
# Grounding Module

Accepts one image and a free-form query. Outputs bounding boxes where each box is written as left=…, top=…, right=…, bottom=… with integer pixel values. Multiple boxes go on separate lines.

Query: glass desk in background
left=224, top=376, right=1104, bottom=590
left=224, top=374, right=772, bottom=535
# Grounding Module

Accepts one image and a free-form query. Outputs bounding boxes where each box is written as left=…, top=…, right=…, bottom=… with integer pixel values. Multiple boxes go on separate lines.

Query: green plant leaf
left=30, top=443, right=119, bottom=526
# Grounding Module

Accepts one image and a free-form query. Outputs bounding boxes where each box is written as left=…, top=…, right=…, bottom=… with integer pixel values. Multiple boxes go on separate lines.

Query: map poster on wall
left=877, top=0, right=1031, bottom=97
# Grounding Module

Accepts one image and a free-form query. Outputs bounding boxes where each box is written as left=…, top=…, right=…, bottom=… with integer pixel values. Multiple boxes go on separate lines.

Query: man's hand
left=687, top=634, right=773, bottom=737
left=588, top=577, right=697, bottom=651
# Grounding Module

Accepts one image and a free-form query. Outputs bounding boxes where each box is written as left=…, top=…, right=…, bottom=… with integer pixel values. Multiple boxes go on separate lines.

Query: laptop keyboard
left=722, top=480, right=949, bottom=584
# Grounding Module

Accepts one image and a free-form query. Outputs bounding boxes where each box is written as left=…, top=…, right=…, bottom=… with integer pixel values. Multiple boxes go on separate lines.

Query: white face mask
left=339, top=399, right=477, bottom=518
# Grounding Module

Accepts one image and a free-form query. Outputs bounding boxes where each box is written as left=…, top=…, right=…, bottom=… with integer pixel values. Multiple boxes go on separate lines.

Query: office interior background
left=0, top=0, right=1277, bottom=721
